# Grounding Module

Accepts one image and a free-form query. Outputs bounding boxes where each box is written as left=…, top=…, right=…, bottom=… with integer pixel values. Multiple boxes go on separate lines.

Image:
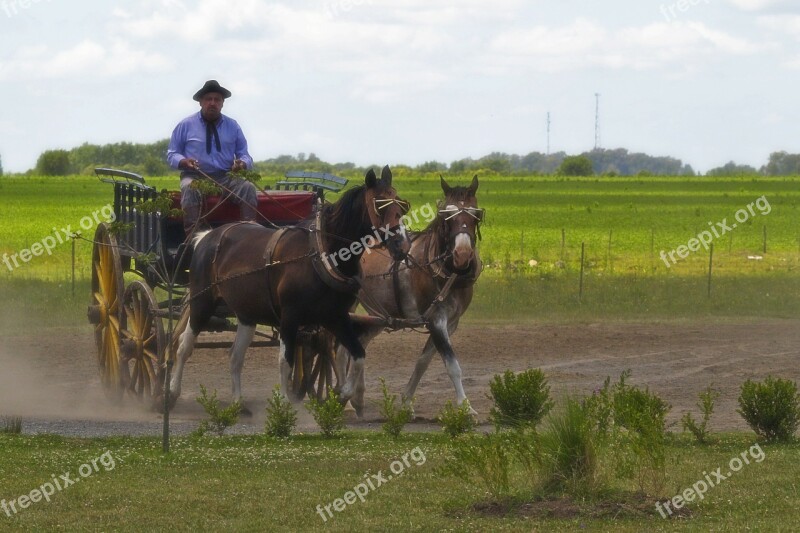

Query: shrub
left=376, top=378, right=413, bottom=439
left=583, top=371, right=669, bottom=495
left=438, top=400, right=477, bottom=438
left=540, top=399, right=597, bottom=493
left=488, top=369, right=554, bottom=429
left=682, top=385, right=720, bottom=444
left=194, top=385, right=241, bottom=437
left=440, top=433, right=514, bottom=499
left=1, top=416, right=22, bottom=434
left=585, top=370, right=670, bottom=437
left=306, top=389, right=345, bottom=438
left=265, top=386, right=298, bottom=439
left=737, top=376, right=800, bottom=443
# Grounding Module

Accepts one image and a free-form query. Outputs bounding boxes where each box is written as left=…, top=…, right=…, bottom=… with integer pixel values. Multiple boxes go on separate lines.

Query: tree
left=557, top=155, right=594, bottom=176
left=764, top=152, right=800, bottom=176
left=416, top=160, right=447, bottom=173
left=706, top=161, right=759, bottom=177
left=36, top=150, right=72, bottom=175
left=0, top=153, right=3, bottom=176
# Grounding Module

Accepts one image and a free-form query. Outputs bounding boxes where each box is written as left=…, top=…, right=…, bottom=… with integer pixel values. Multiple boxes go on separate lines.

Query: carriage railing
left=95, top=168, right=163, bottom=262
left=275, top=171, right=348, bottom=199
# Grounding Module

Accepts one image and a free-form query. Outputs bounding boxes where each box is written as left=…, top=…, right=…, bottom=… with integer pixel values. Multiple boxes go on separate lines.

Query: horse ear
left=381, top=165, right=392, bottom=185
left=440, top=175, right=452, bottom=195
left=469, top=174, right=479, bottom=195
left=365, top=168, right=377, bottom=188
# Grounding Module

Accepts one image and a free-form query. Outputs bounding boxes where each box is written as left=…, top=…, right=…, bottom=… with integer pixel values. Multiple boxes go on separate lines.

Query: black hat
left=193, top=80, right=232, bottom=101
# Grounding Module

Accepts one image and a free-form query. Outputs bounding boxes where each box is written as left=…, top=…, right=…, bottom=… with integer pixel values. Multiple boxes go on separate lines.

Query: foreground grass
left=0, top=432, right=797, bottom=531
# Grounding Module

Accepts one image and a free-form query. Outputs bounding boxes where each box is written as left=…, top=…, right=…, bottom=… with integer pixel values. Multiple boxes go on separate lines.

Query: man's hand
left=179, top=158, right=200, bottom=171
left=231, top=159, right=247, bottom=172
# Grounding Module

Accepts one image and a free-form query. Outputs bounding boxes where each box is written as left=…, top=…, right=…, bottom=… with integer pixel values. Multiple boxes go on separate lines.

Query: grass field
left=0, top=431, right=797, bottom=532
left=1, top=173, right=798, bottom=324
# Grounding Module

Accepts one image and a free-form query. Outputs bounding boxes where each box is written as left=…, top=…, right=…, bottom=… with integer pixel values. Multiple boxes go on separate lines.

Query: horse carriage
left=86, top=166, right=483, bottom=416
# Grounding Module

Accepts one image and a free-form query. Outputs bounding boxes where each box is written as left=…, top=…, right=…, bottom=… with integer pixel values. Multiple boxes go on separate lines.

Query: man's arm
left=234, top=123, right=254, bottom=170
left=167, top=120, right=199, bottom=170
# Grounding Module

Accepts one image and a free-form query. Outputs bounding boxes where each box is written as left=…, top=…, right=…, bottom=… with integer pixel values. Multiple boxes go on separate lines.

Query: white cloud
left=0, top=40, right=171, bottom=81
left=726, top=0, right=796, bottom=11
left=485, top=19, right=764, bottom=73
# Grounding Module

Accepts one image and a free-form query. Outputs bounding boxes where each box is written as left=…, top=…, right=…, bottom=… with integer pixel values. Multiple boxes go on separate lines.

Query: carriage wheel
left=119, top=281, right=165, bottom=402
left=302, top=332, right=337, bottom=401
left=87, top=222, right=125, bottom=396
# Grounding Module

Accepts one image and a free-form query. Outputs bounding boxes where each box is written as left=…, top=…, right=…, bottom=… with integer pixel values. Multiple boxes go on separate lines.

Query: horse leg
left=335, top=319, right=366, bottom=410
left=404, top=317, right=460, bottom=404
left=169, top=324, right=199, bottom=404
left=403, top=335, right=437, bottom=408
left=335, top=325, right=381, bottom=418
left=428, top=316, right=476, bottom=415
left=229, top=323, right=256, bottom=416
left=278, top=320, right=301, bottom=403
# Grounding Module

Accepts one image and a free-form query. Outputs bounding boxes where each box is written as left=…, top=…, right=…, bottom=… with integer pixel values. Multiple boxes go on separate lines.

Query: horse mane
left=323, top=184, right=368, bottom=242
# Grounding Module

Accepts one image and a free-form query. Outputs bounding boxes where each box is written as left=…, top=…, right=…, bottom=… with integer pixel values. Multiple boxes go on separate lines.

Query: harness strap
left=309, top=206, right=361, bottom=293
left=391, top=260, right=406, bottom=319
left=259, top=227, right=291, bottom=324
left=421, top=273, right=459, bottom=322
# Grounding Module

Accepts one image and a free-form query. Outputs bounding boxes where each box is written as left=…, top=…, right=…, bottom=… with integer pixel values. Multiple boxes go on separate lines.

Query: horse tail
left=192, top=230, right=212, bottom=248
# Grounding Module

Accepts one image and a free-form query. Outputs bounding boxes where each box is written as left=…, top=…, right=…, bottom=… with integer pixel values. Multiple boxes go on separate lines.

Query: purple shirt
left=166, top=112, right=253, bottom=174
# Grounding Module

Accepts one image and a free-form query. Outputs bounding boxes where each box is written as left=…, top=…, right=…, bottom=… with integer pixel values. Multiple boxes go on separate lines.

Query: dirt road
left=2, top=320, right=798, bottom=435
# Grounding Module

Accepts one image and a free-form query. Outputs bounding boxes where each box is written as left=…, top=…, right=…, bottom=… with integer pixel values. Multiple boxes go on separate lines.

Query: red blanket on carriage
left=170, top=190, right=316, bottom=225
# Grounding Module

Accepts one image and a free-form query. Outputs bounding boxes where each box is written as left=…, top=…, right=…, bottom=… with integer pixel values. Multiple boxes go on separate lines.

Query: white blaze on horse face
left=452, top=233, right=474, bottom=270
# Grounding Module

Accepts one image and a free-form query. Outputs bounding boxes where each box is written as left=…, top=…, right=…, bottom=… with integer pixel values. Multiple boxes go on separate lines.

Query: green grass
left=1, top=173, right=799, bottom=323
left=0, top=432, right=797, bottom=531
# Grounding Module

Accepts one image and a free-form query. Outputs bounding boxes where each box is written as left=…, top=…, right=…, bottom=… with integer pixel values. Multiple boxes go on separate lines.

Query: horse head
left=438, top=175, right=482, bottom=272
left=364, top=165, right=412, bottom=261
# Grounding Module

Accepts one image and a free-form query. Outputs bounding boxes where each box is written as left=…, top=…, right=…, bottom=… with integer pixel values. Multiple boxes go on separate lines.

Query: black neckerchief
left=203, top=116, right=221, bottom=154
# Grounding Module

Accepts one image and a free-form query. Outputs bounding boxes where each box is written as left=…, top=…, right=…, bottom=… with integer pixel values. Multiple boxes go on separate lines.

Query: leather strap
left=309, top=205, right=361, bottom=293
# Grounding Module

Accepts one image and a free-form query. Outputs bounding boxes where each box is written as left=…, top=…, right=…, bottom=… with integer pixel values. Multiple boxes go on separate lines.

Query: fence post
left=579, top=242, right=586, bottom=302
left=707, top=243, right=714, bottom=298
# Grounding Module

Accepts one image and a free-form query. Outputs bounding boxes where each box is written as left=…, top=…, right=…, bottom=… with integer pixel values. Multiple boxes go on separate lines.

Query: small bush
left=737, top=376, right=800, bottom=443
left=488, top=369, right=554, bottom=429
left=438, top=400, right=477, bottom=438
left=265, top=386, right=297, bottom=439
left=1, top=416, right=22, bottom=434
left=583, top=371, right=669, bottom=495
left=306, top=389, right=345, bottom=438
left=194, top=385, right=241, bottom=437
left=585, top=370, right=670, bottom=437
left=376, top=378, right=413, bottom=439
left=440, top=433, right=514, bottom=499
left=682, top=385, right=720, bottom=444
left=540, top=399, right=597, bottom=493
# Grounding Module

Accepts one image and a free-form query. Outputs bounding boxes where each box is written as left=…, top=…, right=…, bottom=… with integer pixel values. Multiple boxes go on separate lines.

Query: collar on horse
left=309, top=204, right=362, bottom=293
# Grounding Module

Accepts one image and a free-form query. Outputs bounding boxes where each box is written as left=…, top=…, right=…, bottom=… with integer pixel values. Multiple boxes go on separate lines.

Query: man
left=167, top=80, right=258, bottom=233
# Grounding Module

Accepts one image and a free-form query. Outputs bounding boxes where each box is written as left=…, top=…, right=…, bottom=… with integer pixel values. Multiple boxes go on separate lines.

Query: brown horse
left=336, top=176, right=482, bottom=417
left=169, top=166, right=411, bottom=411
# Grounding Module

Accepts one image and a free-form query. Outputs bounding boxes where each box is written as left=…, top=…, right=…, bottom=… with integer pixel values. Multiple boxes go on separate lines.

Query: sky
left=0, top=0, right=799, bottom=174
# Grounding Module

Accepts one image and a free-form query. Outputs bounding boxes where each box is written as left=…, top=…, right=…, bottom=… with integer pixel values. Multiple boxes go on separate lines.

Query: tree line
left=5, top=141, right=800, bottom=177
